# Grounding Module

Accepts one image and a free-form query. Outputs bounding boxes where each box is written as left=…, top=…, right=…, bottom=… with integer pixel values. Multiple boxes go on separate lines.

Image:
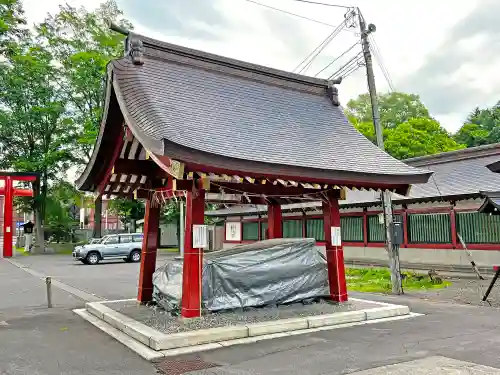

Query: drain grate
left=156, top=357, right=220, bottom=374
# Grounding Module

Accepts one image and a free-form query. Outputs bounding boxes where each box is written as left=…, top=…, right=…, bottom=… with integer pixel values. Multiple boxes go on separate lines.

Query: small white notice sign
left=192, top=224, right=208, bottom=248
left=331, top=226, right=341, bottom=246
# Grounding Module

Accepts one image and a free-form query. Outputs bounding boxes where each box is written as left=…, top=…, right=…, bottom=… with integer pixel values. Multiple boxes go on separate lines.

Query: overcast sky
left=22, top=0, right=500, bottom=132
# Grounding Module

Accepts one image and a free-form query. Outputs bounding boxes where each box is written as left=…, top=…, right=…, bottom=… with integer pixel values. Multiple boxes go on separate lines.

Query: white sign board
left=225, top=222, right=242, bottom=242
left=192, top=224, right=208, bottom=248
left=331, top=226, right=342, bottom=247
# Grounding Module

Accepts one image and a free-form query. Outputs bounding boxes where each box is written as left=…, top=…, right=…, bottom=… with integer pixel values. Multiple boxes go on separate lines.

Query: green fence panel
left=340, top=216, right=364, bottom=242
left=457, top=211, right=500, bottom=244
left=368, top=214, right=402, bottom=242
left=408, top=213, right=451, bottom=244
left=242, top=222, right=259, bottom=241
left=283, top=219, right=303, bottom=238
left=260, top=221, right=268, bottom=240
left=306, top=218, right=324, bottom=241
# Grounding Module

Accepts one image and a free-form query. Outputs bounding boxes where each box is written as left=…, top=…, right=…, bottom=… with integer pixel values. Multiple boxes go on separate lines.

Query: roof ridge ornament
left=129, top=36, right=145, bottom=66
left=326, top=78, right=342, bottom=106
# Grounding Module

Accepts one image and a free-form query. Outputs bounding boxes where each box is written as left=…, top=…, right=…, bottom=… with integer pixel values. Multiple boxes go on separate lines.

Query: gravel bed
left=106, top=299, right=379, bottom=334
left=409, top=277, right=500, bottom=307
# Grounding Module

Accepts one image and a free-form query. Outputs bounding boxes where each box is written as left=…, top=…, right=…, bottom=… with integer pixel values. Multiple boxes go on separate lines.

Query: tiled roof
left=208, top=144, right=500, bottom=216
left=405, top=148, right=500, bottom=198
left=108, top=33, right=430, bottom=186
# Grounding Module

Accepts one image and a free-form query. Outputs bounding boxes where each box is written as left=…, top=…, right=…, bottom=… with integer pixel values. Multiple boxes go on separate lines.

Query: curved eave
left=75, top=69, right=125, bottom=191
left=160, top=139, right=433, bottom=190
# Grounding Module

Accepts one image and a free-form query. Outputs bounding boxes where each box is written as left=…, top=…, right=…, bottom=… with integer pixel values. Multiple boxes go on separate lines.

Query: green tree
left=384, top=118, right=466, bottom=160
left=346, top=92, right=431, bottom=129
left=0, top=0, right=27, bottom=55
left=36, top=0, right=132, bottom=163
left=107, top=198, right=145, bottom=232
left=0, top=23, right=78, bottom=249
left=44, top=181, right=82, bottom=242
left=454, top=102, right=500, bottom=147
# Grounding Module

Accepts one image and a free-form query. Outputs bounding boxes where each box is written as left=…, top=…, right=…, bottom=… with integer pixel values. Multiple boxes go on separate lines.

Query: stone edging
left=85, top=299, right=410, bottom=351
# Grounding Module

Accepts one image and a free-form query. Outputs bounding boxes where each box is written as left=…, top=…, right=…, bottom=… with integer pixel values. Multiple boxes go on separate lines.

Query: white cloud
left=22, top=0, right=499, bottom=133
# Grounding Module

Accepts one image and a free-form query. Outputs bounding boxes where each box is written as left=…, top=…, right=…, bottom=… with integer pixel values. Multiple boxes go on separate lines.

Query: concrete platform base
left=74, top=297, right=420, bottom=361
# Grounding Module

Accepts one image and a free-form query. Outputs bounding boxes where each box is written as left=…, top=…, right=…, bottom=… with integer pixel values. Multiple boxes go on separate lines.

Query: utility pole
left=358, top=9, right=403, bottom=294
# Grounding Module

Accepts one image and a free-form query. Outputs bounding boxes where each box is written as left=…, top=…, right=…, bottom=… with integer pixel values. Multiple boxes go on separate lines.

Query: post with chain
left=358, top=8, right=403, bottom=294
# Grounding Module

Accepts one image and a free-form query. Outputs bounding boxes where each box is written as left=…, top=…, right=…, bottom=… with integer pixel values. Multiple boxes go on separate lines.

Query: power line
left=328, top=51, right=362, bottom=79
left=241, top=0, right=336, bottom=27
left=369, top=34, right=395, bottom=91
left=294, top=22, right=345, bottom=73
left=314, top=41, right=359, bottom=77
left=293, top=9, right=356, bottom=74
left=286, top=0, right=352, bottom=8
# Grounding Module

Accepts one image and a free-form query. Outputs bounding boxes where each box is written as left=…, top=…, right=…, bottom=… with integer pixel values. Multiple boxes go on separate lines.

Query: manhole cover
left=156, top=357, right=219, bottom=374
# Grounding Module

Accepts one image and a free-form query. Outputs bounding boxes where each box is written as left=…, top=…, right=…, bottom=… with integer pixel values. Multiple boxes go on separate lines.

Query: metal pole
left=358, top=9, right=402, bottom=294
left=179, top=201, right=185, bottom=256
left=46, top=276, right=52, bottom=308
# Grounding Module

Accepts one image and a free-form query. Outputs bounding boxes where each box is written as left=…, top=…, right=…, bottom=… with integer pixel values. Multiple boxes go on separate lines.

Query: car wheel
left=86, top=252, right=100, bottom=265
left=130, top=250, right=141, bottom=263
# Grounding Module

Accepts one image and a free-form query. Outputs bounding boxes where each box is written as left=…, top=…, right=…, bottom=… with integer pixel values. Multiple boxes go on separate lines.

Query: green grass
left=346, top=267, right=451, bottom=293
left=159, top=247, right=179, bottom=253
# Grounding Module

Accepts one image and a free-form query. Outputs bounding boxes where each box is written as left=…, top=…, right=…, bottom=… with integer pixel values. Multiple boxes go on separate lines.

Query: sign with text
left=192, top=224, right=208, bottom=248
left=225, top=222, right=241, bottom=242
left=331, top=226, right=342, bottom=247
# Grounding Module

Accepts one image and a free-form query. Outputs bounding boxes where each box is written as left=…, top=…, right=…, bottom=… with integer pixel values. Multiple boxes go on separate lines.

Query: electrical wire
left=293, top=9, right=356, bottom=74
left=241, top=0, right=336, bottom=27
left=369, top=34, right=395, bottom=91
left=286, top=0, right=352, bottom=8
left=327, top=51, right=362, bottom=79
left=314, top=41, right=359, bottom=77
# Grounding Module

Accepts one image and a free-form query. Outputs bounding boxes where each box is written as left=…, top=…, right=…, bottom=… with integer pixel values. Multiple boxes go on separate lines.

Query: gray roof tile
left=110, top=34, right=429, bottom=185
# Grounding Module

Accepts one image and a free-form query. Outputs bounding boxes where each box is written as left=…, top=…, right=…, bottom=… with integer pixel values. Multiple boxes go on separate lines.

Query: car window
left=120, top=235, right=132, bottom=243
left=104, top=236, right=118, bottom=244
left=133, top=234, right=144, bottom=243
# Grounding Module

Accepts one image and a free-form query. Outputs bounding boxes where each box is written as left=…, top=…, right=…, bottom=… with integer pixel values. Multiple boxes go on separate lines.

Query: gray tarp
left=152, top=238, right=329, bottom=312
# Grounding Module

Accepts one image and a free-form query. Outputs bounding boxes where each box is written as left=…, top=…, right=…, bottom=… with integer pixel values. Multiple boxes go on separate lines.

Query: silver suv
left=73, top=233, right=144, bottom=265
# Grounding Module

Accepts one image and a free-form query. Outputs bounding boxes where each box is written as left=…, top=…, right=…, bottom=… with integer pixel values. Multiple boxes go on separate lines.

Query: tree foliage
left=350, top=92, right=465, bottom=160
left=107, top=198, right=145, bottom=229
left=454, top=102, right=500, bottom=147
left=0, top=0, right=27, bottom=55
left=36, top=0, right=132, bottom=162
left=347, top=92, right=431, bottom=129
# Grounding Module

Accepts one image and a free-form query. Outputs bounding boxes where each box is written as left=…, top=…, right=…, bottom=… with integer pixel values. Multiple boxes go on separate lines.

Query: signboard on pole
left=193, top=224, right=208, bottom=248
left=331, top=226, right=342, bottom=247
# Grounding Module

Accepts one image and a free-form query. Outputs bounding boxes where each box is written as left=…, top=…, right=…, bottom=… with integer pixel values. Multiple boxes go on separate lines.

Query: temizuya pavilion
left=76, top=29, right=431, bottom=318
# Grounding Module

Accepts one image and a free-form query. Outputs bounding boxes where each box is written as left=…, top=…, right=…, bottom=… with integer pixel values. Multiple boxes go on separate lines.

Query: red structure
left=75, top=29, right=430, bottom=318
left=1, top=172, right=37, bottom=257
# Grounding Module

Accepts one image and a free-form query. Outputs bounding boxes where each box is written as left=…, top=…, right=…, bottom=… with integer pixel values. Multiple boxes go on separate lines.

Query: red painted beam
left=137, top=199, right=160, bottom=303
left=96, top=126, right=124, bottom=195
left=0, top=188, right=33, bottom=197
left=181, top=189, right=205, bottom=318
left=267, top=201, right=282, bottom=239
left=322, top=193, right=348, bottom=303
left=3, top=177, right=13, bottom=257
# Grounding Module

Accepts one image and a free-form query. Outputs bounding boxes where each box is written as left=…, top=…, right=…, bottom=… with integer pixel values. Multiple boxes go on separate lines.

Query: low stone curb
left=84, top=300, right=411, bottom=351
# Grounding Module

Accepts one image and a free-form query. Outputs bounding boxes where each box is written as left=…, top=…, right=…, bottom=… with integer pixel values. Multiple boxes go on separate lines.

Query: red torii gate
left=1, top=172, right=38, bottom=257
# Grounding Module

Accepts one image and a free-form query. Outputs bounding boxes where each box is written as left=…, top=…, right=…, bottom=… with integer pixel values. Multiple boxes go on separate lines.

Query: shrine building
left=75, top=29, right=430, bottom=318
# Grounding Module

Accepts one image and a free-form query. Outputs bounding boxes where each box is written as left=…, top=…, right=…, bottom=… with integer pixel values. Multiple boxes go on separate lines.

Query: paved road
left=0, top=259, right=159, bottom=375
left=6, top=254, right=500, bottom=374
left=9, top=252, right=176, bottom=300
left=157, top=293, right=500, bottom=374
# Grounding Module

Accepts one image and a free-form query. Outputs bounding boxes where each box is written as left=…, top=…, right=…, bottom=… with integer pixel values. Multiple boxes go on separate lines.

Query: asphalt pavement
left=162, top=293, right=500, bottom=374
left=0, top=258, right=158, bottom=375
left=5, top=254, right=500, bottom=374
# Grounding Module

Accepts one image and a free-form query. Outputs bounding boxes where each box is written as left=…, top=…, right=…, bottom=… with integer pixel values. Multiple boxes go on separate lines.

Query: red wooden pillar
left=3, top=176, right=13, bottom=257
left=181, top=189, right=205, bottom=318
left=402, top=207, right=409, bottom=248
left=267, top=201, right=282, bottom=239
left=137, top=199, right=160, bottom=303
left=450, top=207, right=457, bottom=248
left=362, top=208, right=368, bottom=247
left=322, top=194, right=348, bottom=302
